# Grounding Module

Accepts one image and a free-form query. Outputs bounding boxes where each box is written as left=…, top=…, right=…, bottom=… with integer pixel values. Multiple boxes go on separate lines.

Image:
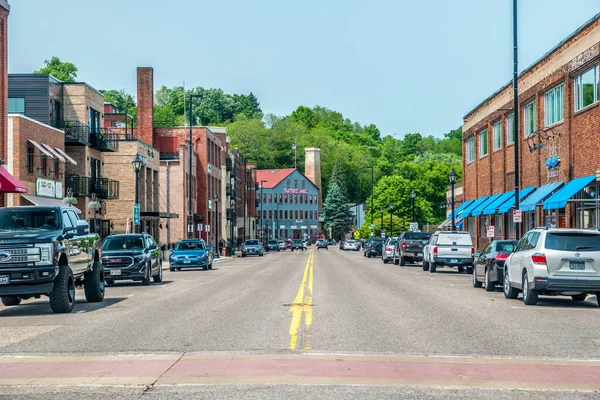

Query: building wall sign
left=36, top=178, right=61, bottom=198
left=546, top=145, right=560, bottom=179
left=284, top=188, right=308, bottom=195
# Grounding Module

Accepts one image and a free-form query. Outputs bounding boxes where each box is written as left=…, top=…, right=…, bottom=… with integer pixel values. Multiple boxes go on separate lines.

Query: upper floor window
left=506, top=114, right=515, bottom=145
left=300, top=194, right=303, bottom=204
left=523, top=101, right=536, bottom=137
left=466, top=137, right=475, bottom=163
left=268, top=194, right=272, bottom=203
left=8, top=98, right=25, bottom=114
left=478, top=129, right=488, bottom=158
left=286, top=179, right=290, bottom=188
left=309, top=195, right=313, bottom=204
left=492, top=121, right=502, bottom=151
left=574, top=66, right=599, bottom=112
left=263, top=193, right=267, bottom=203
left=302, top=180, right=306, bottom=188
left=279, top=194, right=283, bottom=203
left=26, top=145, right=34, bottom=174
left=544, top=84, right=564, bottom=126
left=294, top=180, right=298, bottom=188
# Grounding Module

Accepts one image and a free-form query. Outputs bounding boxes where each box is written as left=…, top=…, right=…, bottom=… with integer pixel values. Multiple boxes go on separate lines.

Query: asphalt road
left=1, top=246, right=600, bottom=398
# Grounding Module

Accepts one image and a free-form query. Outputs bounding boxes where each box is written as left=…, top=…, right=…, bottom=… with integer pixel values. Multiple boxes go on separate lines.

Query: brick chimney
left=304, top=148, right=322, bottom=212
left=0, top=2, right=10, bottom=166
left=136, top=67, right=154, bottom=147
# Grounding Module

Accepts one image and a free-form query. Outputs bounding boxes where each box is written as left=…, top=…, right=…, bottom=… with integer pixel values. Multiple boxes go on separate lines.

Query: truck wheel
left=466, top=266, right=474, bottom=274
left=106, top=279, right=115, bottom=285
left=399, top=256, right=406, bottom=266
left=1, top=296, right=21, bottom=306
left=429, top=262, right=437, bottom=273
left=367, top=253, right=371, bottom=258
left=142, top=263, right=152, bottom=286
left=84, top=261, right=105, bottom=303
left=571, top=294, right=586, bottom=302
left=50, top=265, right=75, bottom=313
left=153, top=262, right=163, bottom=283
left=458, top=266, right=466, bottom=273
left=522, top=271, right=538, bottom=306
left=422, top=261, right=429, bottom=271
left=503, top=267, right=519, bottom=299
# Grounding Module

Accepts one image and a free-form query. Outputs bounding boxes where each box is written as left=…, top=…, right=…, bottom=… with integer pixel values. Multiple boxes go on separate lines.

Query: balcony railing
left=65, top=174, right=120, bottom=200
left=90, top=128, right=118, bottom=152
left=52, top=120, right=91, bottom=146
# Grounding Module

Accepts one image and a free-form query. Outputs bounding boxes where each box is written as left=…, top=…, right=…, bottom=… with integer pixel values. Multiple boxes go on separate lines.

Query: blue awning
left=458, top=196, right=489, bottom=218
left=519, top=182, right=563, bottom=212
left=497, top=186, right=537, bottom=214
left=543, top=175, right=596, bottom=210
left=456, top=219, right=464, bottom=229
left=483, top=191, right=514, bottom=215
left=448, top=199, right=474, bottom=219
left=471, top=193, right=502, bottom=216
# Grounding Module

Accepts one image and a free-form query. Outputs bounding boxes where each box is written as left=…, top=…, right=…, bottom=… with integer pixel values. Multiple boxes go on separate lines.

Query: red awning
left=0, top=167, right=28, bottom=193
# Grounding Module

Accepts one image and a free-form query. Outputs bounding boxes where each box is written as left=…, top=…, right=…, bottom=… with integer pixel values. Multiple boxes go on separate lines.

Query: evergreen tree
left=322, top=181, right=354, bottom=239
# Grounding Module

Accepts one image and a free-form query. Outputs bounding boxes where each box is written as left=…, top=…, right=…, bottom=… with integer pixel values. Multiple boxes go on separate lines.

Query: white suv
left=504, top=228, right=600, bottom=306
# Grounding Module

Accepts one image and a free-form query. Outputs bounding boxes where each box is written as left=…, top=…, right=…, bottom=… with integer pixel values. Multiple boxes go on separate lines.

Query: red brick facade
left=463, top=14, right=600, bottom=251
left=137, top=67, right=154, bottom=147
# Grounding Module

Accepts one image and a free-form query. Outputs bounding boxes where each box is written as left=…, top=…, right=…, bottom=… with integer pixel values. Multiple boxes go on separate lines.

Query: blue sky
left=7, top=1, right=600, bottom=137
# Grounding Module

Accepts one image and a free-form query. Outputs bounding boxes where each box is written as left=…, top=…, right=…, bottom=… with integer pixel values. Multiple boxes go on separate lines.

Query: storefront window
left=479, top=216, right=490, bottom=237
left=524, top=212, right=536, bottom=231
left=579, top=209, right=597, bottom=229
left=494, top=214, right=503, bottom=236
left=467, top=217, right=475, bottom=237
left=508, top=212, right=515, bottom=236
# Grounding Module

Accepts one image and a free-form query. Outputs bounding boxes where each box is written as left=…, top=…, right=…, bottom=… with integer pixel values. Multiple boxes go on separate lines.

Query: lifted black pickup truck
left=0, top=206, right=104, bottom=313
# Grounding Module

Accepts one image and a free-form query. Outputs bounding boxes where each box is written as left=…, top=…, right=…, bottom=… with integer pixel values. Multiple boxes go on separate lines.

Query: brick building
left=461, top=12, right=600, bottom=251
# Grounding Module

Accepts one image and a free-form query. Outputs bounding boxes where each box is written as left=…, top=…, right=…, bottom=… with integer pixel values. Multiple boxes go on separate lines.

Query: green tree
left=322, top=181, right=354, bottom=239
left=100, top=89, right=137, bottom=125
left=34, top=57, right=78, bottom=82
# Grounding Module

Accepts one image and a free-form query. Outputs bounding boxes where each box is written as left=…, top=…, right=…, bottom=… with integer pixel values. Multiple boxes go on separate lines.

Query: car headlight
left=134, top=255, right=146, bottom=263
left=35, top=243, right=53, bottom=264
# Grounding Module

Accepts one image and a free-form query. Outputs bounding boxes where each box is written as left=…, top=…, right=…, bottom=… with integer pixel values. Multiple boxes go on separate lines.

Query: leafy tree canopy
left=34, top=57, right=78, bottom=82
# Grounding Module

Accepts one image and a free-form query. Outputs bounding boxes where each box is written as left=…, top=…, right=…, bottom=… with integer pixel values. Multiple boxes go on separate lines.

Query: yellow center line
left=289, top=251, right=314, bottom=350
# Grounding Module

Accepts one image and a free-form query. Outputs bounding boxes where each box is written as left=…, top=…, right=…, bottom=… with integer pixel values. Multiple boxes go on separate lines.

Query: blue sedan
left=169, top=240, right=213, bottom=271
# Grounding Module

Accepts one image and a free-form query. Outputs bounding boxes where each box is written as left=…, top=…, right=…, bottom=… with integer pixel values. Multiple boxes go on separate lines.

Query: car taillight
left=494, top=253, right=509, bottom=261
left=531, top=253, right=547, bottom=265
left=385, top=247, right=392, bottom=251
left=401, top=242, right=407, bottom=249
left=433, top=247, right=438, bottom=256
left=471, top=248, right=475, bottom=256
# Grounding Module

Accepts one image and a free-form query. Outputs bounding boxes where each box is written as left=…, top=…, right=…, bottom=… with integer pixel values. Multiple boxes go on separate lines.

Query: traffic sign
left=513, top=210, right=522, bottom=223
left=486, top=225, right=495, bottom=238
left=409, top=222, right=418, bottom=232
left=133, top=204, right=140, bottom=225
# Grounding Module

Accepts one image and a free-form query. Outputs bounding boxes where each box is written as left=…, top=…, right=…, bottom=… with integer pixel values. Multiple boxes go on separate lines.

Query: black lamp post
left=213, top=194, right=219, bottom=255
left=260, top=180, right=267, bottom=244
left=131, top=154, right=144, bottom=234
left=380, top=207, right=384, bottom=236
left=449, top=168, right=457, bottom=231
left=389, top=202, right=394, bottom=236
left=411, top=189, right=416, bottom=222
left=188, top=94, right=203, bottom=239
left=229, top=198, right=235, bottom=256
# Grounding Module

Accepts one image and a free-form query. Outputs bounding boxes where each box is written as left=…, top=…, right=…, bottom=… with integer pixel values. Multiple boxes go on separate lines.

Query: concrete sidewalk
left=1, top=353, right=599, bottom=390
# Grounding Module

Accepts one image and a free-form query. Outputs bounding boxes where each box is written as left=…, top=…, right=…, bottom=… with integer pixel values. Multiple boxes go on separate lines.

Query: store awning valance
left=458, top=196, right=489, bottom=218
left=448, top=199, right=474, bottom=220
left=483, top=191, right=514, bottom=215
left=543, top=175, right=596, bottom=210
left=0, top=167, right=27, bottom=193
left=519, top=182, right=563, bottom=212
left=497, top=186, right=536, bottom=213
left=472, top=193, right=502, bottom=216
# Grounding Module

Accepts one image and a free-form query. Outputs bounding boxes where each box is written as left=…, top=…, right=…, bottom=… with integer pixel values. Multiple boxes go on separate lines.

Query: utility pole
left=166, top=161, right=171, bottom=248
left=371, top=165, right=374, bottom=226
left=513, top=0, right=521, bottom=240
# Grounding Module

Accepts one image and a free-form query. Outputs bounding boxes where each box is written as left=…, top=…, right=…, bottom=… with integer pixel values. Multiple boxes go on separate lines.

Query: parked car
left=339, top=240, right=344, bottom=250
left=343, top=239, right=360, bottom=251
left=0, top=206, right=104, bottom=313
left=365, top=237, right=385, bottom=258
left=504, top=228, right=600, bottom=306
left=278, top=240, right=286, bottom=250
left=393, top=232, right=430, bottom=266
left=316, top=239, right=328, bottom=249
left=302, top=240, right=308, bottom=250
left=266, top=239, right=280, bottom=252
left=291, top=239, right=304, bottom=251
left=101, top=234, right=162, bottom=285
left=169, top=239, right=213, bottom=271
left=423, top=231, right=474, bottom=273
left=382, top=237, right=398, bottom=264
left=327, top=239, right=334, bottom=246
left=472, top=240, right=517, bottom=291
left=241, top=239, right=264, bottom=257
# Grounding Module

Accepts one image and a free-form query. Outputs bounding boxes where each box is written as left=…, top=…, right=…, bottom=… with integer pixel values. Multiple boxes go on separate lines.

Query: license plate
left=0, top=275, right=9, bottom=285
left=417, top=253, right=423, bottom=257
left=183, top=260, right=191, bottom=264
left=569, top=261, right=585, bottom=270
left=110, top=269, right=122, bottom=276
left=450, top=259, right=458, bottom=264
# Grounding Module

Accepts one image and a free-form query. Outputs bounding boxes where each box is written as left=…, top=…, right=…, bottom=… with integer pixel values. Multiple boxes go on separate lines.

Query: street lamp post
left=188, top=94, right=203, bottom=239
left=213, top=194, right=219, bottom=255
left=449, top=168, right=457, bottom=231
left=380, top=207, right=384, bottom=237
left=229, top=198, right=235, bottom=256
left=411, top=189, right=416, bottom=223
left=260, top=180, right=267, bottom=244
left=512, top=0, right=521, bottom=240
left=131, top=154, right=144, bottom=234
left=389, top=202, right=394, bottom=236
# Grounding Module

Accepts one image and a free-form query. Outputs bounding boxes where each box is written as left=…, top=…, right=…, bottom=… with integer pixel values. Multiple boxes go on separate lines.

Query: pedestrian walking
left=218, top=239, right=224, bottom=258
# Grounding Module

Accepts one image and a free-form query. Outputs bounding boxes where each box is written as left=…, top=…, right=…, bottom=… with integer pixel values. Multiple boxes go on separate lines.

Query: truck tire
left=142, top=263, right=152, bottom=286
left=394, top=256, right=399, bottom=265
left=399, top=256, right=406, bottom=266
left=1, top=296, right=21, bottom=306
left=50, top=265, right=75, bottom=313
left=429, top=262, right=437, bottom=273
left=423, top=261, right=429, bottom=271
left=84, top=261, right=105, bottom=303
left=466, top=266, right=474, bottom=274
left=571, top=294, right=586, bottom=302
left=458, top=266, right=466, bottom=273
left=153, top=262, right=163, bottom=283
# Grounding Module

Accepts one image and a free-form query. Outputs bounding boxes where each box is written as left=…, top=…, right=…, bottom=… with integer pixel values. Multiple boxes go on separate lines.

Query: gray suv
left=504, top=228, right=600, bottom=306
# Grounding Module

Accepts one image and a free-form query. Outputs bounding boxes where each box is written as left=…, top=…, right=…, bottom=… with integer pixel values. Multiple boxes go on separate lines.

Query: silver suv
left=504, top=228, right=600, bottom=306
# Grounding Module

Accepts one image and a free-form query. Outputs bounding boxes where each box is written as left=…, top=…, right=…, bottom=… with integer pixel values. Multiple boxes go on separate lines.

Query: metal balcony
left=90, top=128, right=118, bottom=152
left=65, top=174, right=120, bottom=200
left=52, top=120, right=91, bottom=146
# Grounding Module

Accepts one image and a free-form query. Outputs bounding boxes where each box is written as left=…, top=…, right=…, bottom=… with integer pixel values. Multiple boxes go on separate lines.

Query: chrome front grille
left=0, top=246, right=41, bottom=264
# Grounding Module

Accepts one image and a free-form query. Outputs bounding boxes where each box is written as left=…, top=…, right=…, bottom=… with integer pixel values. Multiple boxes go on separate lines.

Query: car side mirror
left=149, top=244, right=157, bottom=250
left=75, top=220, right=89, bottom=236
left=474, top=252, right=481, bottom=257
